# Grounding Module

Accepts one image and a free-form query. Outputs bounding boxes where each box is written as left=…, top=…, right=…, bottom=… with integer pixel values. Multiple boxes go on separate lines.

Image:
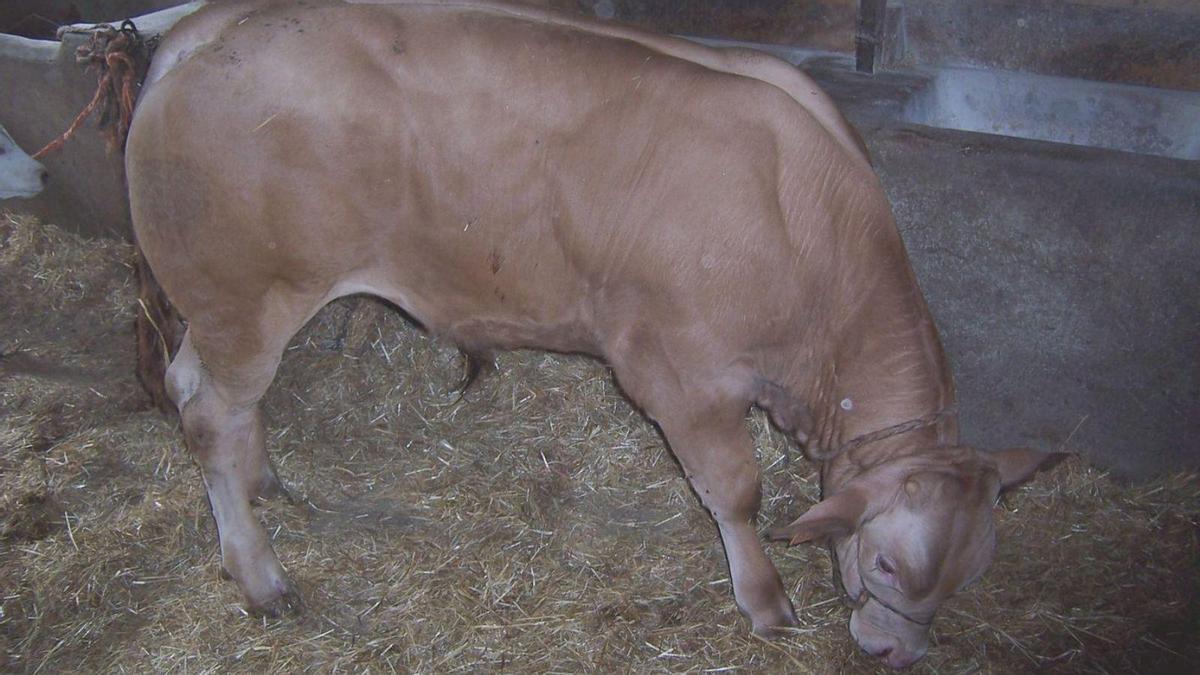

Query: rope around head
left=33, top=20, right=155, bottom=160
left=804, top=406, right=957, bottom=462
left=829, top=540, right=935, bottom=626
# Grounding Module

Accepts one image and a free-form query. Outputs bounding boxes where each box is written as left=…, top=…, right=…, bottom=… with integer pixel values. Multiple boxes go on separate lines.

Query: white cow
left=0, top=123, right=46, bottom=199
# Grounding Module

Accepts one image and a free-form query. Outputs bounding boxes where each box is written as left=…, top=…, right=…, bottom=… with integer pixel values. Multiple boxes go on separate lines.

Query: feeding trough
left=904, top=66, right=1200, bottom=160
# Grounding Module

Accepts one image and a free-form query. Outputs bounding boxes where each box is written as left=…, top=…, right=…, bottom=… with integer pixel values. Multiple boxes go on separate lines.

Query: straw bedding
left=1, top=213, right=1196, bottom=673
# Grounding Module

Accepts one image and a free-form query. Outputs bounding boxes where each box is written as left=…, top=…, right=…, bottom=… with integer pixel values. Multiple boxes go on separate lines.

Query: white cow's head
left=0, top=123, right=47, bottom=199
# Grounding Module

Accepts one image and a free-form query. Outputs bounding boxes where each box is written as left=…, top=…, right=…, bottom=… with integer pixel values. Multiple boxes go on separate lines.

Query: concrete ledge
left=888, top=0, right=1200, bottom=92
left=0, top=34, right=59, bottom=61
left=59, top=2, right=204, bottom=38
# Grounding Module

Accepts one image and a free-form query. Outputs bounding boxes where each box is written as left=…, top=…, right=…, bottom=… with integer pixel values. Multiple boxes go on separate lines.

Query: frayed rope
left=33, top=20, right=156, bottom=160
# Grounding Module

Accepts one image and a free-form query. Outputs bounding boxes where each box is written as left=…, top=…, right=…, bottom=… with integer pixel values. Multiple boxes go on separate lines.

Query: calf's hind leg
left=167, top=328, right=298, bottom=615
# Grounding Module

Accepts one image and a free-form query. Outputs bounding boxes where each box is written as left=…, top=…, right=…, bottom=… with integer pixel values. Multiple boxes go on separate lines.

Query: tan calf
left=128, top=1, right=1056, bottom=667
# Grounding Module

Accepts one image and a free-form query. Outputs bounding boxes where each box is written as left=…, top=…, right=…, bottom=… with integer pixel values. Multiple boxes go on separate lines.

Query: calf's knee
left=690, top=458, right=763, bottom=522
left=165, top=341, right=202, bottom=410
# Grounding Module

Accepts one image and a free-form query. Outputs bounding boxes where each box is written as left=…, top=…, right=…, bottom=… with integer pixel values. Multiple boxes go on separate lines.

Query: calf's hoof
left=252, top=468, right=294, bottom=504
left=247, top=579, right=304, bottom=618
left=739, top=588, right=796, bottom=634
left=751, top=614, right=800, bottom=639
left=748, top=602, right=800, bottom=639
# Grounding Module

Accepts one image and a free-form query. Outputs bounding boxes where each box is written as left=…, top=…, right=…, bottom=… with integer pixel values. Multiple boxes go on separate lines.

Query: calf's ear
left=983, top=447, right=1069, bottom=490
left=768, top=489, right=870, bottom=545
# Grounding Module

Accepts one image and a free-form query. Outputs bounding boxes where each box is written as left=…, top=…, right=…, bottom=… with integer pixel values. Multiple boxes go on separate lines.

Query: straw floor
left=1, top=213, right=1196, bottom=673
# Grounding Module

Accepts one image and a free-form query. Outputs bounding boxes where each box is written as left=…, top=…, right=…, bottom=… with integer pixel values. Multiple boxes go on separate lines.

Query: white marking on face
left=840, top=397, right=854, bottom=411
left=0, top=123, right=46, bottom=200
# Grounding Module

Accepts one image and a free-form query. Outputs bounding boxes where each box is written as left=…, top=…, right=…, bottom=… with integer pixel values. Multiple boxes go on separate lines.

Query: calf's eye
left=877, top=555, right=896, bottom=576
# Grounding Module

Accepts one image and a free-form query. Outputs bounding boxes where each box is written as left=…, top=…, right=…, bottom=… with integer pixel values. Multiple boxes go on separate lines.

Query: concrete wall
left=887, top=0, right=1200, bottom=91
left=0, top=1, right=181, bottom=39
left=0, top=3, right=197, bottom=239
left=543, top=0, right=856, bottom=53
left=0, top=34, right=131, bottom=238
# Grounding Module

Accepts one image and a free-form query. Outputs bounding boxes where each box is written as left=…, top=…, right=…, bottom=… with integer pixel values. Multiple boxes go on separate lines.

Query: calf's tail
left=62, top=21, right=184, bottom=413
left=134, top=248, right=184, bottom=413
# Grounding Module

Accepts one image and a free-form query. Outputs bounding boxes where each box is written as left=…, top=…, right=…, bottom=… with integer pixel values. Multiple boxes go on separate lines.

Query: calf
left=128, top=1, right=1055, bottom=667
left=0, top=122, right=46, bottom=200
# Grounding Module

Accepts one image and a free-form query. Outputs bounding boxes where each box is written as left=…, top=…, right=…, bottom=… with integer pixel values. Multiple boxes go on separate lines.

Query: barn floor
left=0, top=205, right=1197, bottom=674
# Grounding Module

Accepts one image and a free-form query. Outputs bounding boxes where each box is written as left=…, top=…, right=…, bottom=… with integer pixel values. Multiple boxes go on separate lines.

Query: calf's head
left=772, top=447, right=1059, bottom=669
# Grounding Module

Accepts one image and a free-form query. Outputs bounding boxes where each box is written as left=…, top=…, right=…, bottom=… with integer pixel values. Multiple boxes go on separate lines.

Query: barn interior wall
left=0, top=0, right=181, bottom=39
left=0, top=3, right=197, bottom=239
left=886, top=0, right=1200, bottom=91
left=541, top=0, right=857, bottom=53
left=0, top=35, right=131, bottom=239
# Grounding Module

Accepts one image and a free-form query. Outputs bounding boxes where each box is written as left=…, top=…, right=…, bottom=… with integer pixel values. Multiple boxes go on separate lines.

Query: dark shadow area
left=0, top=1, right=178, bottom=40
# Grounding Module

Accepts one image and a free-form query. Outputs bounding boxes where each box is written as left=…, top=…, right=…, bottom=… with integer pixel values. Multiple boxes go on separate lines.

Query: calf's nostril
left=875, top=647, right=893, bottom=660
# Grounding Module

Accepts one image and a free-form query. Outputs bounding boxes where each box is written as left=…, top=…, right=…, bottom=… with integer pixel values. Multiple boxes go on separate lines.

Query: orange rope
left=32, top=22, right=150, bottom=160
left=32, top=74, right=111, bottom=160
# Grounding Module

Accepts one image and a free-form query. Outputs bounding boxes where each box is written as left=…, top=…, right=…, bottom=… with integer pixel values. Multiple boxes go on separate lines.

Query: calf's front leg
left=659, top=408, right=800, bottom=636
left=612, top=354, right=798, bottom=636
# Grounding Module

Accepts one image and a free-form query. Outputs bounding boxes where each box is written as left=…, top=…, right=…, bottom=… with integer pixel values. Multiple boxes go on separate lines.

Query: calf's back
left=128, top=0, right=892, bottom=367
